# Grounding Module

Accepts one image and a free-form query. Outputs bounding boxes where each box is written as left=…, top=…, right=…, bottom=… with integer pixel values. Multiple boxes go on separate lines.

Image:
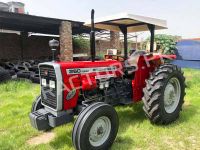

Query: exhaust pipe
left=90, top=9, right=96, bottom=62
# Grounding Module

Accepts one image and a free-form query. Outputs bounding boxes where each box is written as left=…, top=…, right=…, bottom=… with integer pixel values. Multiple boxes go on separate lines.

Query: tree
left=73, top=35, right=90, bottom=52
left=143, top=34, right=180, bottom=54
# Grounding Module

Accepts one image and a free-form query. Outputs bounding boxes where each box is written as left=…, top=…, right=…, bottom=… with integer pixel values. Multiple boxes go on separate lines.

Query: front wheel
left=142, top=64, right=186, bottom=124
left=72, top=102, right=119, bottom=150
left=31, top=95, right=52, bottom=131
left=31, top=95, right=44, bottom=112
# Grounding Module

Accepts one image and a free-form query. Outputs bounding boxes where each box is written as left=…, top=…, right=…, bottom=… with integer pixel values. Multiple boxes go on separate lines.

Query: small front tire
left=31, top=95, right=43, bottom=112
left=31, top=95, right=52, bottom=131
left=72, top=102, right=119, bottom=150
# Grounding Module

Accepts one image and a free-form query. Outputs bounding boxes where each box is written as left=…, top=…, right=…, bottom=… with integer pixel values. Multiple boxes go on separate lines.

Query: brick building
left=0, top=11, right=91, bottom=61
left=0, top=9, right=136, bottom=61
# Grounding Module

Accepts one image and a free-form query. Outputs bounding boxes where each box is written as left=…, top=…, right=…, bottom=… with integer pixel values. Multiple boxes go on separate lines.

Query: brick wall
left=23, top=35, right=58, bottom=59
left=96, top=40, right=140, bottom=56
left=0, top=33, right=21, bottom=60
left=0, top=32, right=59, bottom=61
left=0, top=32, right=140, bottom=61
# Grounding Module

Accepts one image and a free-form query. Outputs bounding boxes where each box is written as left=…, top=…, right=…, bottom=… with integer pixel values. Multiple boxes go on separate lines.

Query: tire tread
left=142, top=64, right=186, bottom=124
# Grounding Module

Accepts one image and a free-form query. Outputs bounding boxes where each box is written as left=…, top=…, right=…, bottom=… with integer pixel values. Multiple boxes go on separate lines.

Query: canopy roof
left=85, top=13, right=167, bottom=33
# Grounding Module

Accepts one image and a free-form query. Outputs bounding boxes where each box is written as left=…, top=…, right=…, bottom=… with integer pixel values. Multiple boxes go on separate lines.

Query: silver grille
left=39, top=65, right=57, bottom=109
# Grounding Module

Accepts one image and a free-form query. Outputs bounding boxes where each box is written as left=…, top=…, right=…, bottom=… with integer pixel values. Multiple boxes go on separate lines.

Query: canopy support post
left=120, top=26, right=128, bottom=60
left=148, top=24, right=155, bottom=53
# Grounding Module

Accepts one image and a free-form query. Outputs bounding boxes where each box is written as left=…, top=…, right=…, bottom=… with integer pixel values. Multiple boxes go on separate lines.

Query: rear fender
left=132, top=54, right=176, bottom=102
left=146, top=54, right=176, bottom=62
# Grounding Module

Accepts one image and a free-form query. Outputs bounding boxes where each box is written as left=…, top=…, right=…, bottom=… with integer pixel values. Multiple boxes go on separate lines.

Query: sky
left=1, top=0, right=200, bottom=39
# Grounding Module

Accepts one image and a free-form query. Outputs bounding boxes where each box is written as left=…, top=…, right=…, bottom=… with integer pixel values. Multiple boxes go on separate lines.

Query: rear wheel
left=72, top=102, right=119, bottom=150
left=142, top=64, right=186, bottom=124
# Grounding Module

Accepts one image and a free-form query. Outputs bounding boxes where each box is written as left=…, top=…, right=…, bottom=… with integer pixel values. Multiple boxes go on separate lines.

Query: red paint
left=132, top=56, right=155, bottom=102
left=81, top=76, right=97, bottom=90
left=132, top=54, right=176, bottom=102
left=57, top=60, right=123, bottom=110
left=146, top=54, right=176, bottom=61
left=56, top=54, right=176, bottom=109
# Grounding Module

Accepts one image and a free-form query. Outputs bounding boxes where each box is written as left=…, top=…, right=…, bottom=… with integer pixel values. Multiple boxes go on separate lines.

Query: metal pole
left=120, top=26, right=128, bottom=60
left=52, top=50, right=55, bottom=62
left=148, top=24, right=155, bottom=53
left=135, top=35, right=138, bottom=50
left=90, top=9, right=96, bottom=62
left=124, top=28, right=128, bottom=60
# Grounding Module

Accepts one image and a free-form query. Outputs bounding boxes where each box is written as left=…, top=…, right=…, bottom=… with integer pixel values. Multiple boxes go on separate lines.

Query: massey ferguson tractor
left=29, top=10, right=186, bottom=150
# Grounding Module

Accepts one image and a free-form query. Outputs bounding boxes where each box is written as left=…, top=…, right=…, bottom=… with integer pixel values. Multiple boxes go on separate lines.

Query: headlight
left=41, top=78, right=47, bottom=86
left=49, top=80, right=55, bottom=89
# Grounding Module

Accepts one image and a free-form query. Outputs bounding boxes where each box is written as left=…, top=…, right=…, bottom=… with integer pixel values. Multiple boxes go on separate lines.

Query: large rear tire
left=142, top=64, right=186, bottom=124
left=72, top=102, right=119, bottom=150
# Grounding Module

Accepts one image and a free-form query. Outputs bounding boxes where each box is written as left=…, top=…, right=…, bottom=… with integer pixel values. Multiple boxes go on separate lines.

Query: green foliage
left=73, top=36, right=90, bottom=51
left=143, top=34, right=180, bottom=54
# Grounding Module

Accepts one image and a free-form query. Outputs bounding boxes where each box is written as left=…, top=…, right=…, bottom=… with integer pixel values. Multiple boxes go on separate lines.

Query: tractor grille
left=40, top=66, right=56, bottom=78
left=39, top=65, right=57, bottom=109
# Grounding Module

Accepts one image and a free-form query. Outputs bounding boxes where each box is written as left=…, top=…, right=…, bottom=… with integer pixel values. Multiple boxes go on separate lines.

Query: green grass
left=0, top=69, right=200, bottom=150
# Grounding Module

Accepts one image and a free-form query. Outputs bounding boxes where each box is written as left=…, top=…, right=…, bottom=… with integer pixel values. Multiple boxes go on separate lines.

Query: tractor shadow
left=169, top=101, right=198, bottom=127
left=117, top=102, right=146, bottom=131
left=113, top=100, right=198, bottom=149
left=113, top=102, right=146, bottom=149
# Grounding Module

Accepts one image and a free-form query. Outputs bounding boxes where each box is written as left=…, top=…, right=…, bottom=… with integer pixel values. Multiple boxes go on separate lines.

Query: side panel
left=60, top=68, right=81, bottom=110
left=59, top=61, right=123, bottom=110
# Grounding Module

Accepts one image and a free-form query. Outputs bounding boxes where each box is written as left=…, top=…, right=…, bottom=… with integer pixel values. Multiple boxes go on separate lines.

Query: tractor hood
left=57, top=60, right=121, bottom=69
left=56, top=60, right=123, bottom=76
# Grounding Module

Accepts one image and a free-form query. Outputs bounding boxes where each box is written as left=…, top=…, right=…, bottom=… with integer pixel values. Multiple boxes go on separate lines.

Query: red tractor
left=30, top=10, right=185, bottom=150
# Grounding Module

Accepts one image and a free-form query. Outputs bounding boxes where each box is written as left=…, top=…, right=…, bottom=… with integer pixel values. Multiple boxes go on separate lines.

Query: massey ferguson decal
left=66, top=66, right=117, bottom=74
left=95, top=74, right=115, bottom=79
